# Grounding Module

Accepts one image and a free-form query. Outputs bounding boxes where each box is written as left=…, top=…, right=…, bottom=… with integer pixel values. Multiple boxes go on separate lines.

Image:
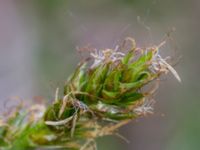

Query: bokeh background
left=0, top=0, right=199, bottom=150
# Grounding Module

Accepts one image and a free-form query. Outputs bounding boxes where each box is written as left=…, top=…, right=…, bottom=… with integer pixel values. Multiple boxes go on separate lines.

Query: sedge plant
left=0, top=37, right=180, bottom=150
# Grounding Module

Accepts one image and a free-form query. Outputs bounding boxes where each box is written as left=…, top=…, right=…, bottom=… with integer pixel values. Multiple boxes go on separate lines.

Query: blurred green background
left=0, top=0, right=199, bottom=150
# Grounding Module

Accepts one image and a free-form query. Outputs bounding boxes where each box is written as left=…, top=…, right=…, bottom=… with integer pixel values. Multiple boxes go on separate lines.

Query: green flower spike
left=0, top=38, right=180, bottom=150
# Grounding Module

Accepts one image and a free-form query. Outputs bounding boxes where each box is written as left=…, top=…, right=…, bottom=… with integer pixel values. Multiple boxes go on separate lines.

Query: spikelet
left=0, top=38, right=180, bottom=150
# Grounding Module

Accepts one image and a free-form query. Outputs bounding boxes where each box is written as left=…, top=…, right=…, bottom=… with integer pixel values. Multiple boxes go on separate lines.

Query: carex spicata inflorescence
left=0, top=37, right=180, bottom=150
